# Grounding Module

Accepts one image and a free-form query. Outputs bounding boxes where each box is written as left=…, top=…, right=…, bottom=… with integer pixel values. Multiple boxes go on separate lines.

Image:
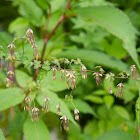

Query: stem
left=34, top=0, right=72, bottom=81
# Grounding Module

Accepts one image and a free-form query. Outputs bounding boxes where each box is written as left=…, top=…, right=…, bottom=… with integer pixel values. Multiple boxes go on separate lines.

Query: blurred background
left=1, top=0, right=140, bottom=140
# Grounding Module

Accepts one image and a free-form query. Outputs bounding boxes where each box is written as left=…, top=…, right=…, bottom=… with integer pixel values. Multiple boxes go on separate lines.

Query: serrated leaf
left=24, top=118, right=50, bottom=140
left=57, top=50, right=129, bottom=71
left=75, top=6, right=139, bottom=68
left=0, top=88, right=25, bottom=111
left=36, top=88, right=77, bottom=126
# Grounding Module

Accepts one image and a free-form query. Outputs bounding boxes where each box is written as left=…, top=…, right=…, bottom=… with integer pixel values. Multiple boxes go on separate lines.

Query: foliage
left=0, top=0, right=140, bottom=140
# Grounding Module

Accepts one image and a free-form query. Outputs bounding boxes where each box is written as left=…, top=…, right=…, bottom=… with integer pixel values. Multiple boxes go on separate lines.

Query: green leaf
left=36, top=88, right=77, bottom=126
left=9, top=107, right=24, bottom=140
left=0, top=32, right=13, bottom=53
left=8, top=17, right=30, bottom=37
left=15, top=0, right=43, bottom=26
left=40, top=71, right=67, bottom=92
left=114, top=106, right=130, bottom=121
left=57, top=50, right=129, bottom=71
left=67, top=99, right=97, bottom=117
left=24, top=118, right=50, bottom=140
left=0, top=129, right=5, bottom=140
left=103, top=95, right=114, bottom=109
left=0, top=88, right=25, bottom=111
left=84, top=95, right=104, bottom=104
left=75, top=6, right=139, bottom=68
left=95, top=130, right=136, bottom=140
left=15, top=70, right=32, bottom=88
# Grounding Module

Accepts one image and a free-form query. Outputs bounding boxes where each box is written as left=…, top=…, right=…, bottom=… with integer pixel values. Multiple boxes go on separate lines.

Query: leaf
left=15, top=0, right=43, bottom=26
left=67, top=99, right=97, bottom=117
left=40, top=71, right=67, bottom=92
left=103, top=95, right=114, bottom=109
left=84, top=95, right=104, bottom=104
left=95, top=130, right=136, bottom=140
left=75, top=6, right=139, bottom=68
left=15, top=70, right=32, bottom=88
left=24, top=118, right=50, bottom=140
left=0, top=129, right=5, bottom=140
left=0, top=88, right=25, bottom=111
left=36, top=88, right=77, bottom=126
left=8, top=17, right=30, bottom=37
left=57, top=50, right=129, bottom=71
left=0, top=32, right=13, bottom=53
left=114, top=106, right=130, bottom=121
left=9, top=107, right=24, bottom=140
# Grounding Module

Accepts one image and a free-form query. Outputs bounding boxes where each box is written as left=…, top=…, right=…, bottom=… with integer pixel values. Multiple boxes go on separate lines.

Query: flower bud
left=74, top=108, right=79, bottom=121
left=24, top=96, right=31, bottom=111
left=82, top=64, right=87, bottom=79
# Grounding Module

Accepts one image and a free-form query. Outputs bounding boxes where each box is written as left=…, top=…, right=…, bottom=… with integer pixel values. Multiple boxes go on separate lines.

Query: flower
left=24, top=96, right=31, bottom=111
left=7, top=43, right=15, bottom=60
left=61, top=69, right=67, bottom=82
left=60, top=115, right=69, bottom=131
left=130, top=65, right=139, bottom=79
left=31, top=107, right=39, bottom=121
left=93, top=72, right=102, bottom=86
left=5, top=77, right=12, bottom=88
left=52, top=67, right=57, bottom=80
left=82, top=64, right=87, bottom=79
left=115, top=83, right=124, bottom=97
left=74, top=108, right=79, bottom=121
left=56, top=103, right=61, bottom=115
left=26, top=28, right=33, bottom=35
left=109, top=86, right=113, bottom=94
left=42, top=96, right=50, bottom=113
left=66, top=72, right=76, bottom=89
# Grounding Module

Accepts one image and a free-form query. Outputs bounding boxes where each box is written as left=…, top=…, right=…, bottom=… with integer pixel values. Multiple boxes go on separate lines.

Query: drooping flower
left=61, top=69, right=67, bottom=82
left=42, top=96, right=50, bottom=113
left=66, top=72, right=76, bottom=89
left=5, top=77, right=13, bottom=88
left=60, top=115, right=69, bottom=131
left=115, top=83, right=124, bottom=97
left=130, top=65, right=139, bottom=79
left=93, top=72, right=102, bottom=86
left=82, top=64, right=87, bottom=79
left=24, top=96, right=31, bottom=111
left=74, top=108, right=79, bottom=121
left=52, top=67, right=57, bottom=80
left=56, top=103, right=61, bottom=115
left=31, top=107, right=39, bottom=121
left=7, top=43, right=15, bottom=60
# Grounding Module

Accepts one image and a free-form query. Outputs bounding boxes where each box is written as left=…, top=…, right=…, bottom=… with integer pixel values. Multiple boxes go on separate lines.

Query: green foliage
left=0, top=0, right=140, bottom=139
left=0, top=129, right=5, bottom=140
left=75, top=6, right=139, bottom=67
left=24, top=118, right=50, bottom=140
left=0, top=88, right=25, bottom=111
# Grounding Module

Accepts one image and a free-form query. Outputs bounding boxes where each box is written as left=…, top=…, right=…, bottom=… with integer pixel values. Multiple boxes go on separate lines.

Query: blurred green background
left=1, top=0, right=140, bottom=140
